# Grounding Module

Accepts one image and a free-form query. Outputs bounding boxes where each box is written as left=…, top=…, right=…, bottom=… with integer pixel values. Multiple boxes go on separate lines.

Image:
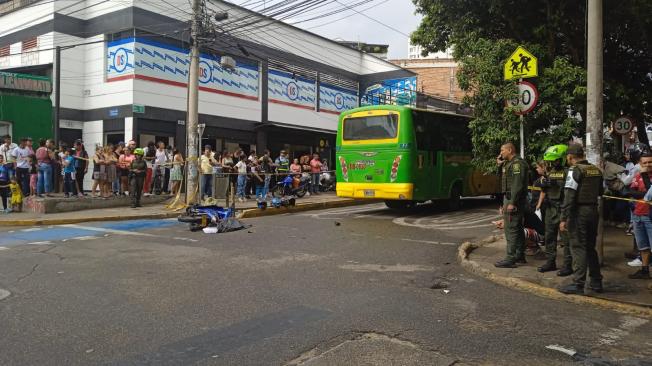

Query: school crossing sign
left=504, top=46, right=538, bottom=80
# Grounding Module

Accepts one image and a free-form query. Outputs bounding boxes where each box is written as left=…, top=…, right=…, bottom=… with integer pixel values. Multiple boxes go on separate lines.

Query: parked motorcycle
left=272, top=174, right=310, bottom=198
left=319, top=172, right=336, bottom=192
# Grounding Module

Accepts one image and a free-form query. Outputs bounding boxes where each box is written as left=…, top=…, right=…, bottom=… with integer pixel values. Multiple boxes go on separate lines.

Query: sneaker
left=143, top=193, right=151, bottom=197
left=628, top=270, right=651, bottom=280
left=78, top=193, right=84, bottom=198
left=628, top=257, right=643, bottom=267
left=615, top=222, right=628, bottom=229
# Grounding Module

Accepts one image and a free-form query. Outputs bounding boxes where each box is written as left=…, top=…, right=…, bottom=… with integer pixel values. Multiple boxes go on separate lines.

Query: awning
left=256, top=121, right=336, bottom=135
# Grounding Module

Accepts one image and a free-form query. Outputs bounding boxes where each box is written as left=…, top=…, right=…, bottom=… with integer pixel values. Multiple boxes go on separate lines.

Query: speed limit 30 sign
left=506, top=81, right=539, bottom=115
left=613, top=116, right=634, bottom=135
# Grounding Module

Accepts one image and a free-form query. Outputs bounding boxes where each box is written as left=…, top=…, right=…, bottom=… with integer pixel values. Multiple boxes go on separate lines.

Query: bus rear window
left=343, top=114, right=399, bottom=141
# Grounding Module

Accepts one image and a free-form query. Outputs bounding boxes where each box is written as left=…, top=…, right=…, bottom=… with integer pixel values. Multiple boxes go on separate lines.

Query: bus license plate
left=364, top=189, right=375, bottom=197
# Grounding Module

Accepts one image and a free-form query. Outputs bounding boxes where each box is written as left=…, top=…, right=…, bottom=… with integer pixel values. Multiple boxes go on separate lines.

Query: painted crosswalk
left=0, top=219, right=184, bottom=249
left=393, top=209, right=501, bottom=230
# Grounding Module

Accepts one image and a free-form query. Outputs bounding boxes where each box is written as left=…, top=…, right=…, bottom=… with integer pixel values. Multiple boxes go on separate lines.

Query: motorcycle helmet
left=543, top=144, right=568, bottom=165
left=271, top=197, right=282, bottom=208
left=627, top=142, right=650, bottom=164
left=134, top=148, right=145, bottom=156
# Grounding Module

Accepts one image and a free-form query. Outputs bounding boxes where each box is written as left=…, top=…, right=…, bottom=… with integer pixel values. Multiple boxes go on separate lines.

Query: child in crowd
left=9, top=176, right=23, bottom=212
left=29, top=155, right=38, bottom=197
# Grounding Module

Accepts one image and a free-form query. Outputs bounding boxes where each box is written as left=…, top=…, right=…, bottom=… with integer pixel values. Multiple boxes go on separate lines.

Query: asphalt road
left=0, top=199, right=651, bottom=366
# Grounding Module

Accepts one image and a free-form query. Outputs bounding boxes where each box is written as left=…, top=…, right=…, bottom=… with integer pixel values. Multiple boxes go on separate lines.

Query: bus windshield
left=343, top=114, right=398, bottom=141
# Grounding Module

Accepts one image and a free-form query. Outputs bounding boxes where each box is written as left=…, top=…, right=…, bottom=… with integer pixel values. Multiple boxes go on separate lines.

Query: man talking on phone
left=495, top=143, right=529, bottom=268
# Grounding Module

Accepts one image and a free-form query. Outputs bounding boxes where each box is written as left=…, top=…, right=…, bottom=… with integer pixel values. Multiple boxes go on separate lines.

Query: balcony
left=0, top=0, right=42, bottom=16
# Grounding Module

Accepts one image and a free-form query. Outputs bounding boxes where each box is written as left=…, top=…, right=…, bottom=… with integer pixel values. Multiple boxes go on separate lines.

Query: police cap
left=567, top=144, right=584, bottom=156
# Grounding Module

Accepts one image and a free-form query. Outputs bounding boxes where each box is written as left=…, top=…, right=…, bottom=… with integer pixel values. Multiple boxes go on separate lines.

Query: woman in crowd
left=112, top=142, right=124, bottom=195
left=118, top=147, right=135, bottom=195
left=35, top=138, right=53, bottom=197
left=143, top=141, right=156, bottom=195
left=103, top=144, right=117, bottom=198
left=170, top=148, right=184, bottom=196
left=74, top=140, right=88, bottom=197
left=91, top=145, right=104, bottom=197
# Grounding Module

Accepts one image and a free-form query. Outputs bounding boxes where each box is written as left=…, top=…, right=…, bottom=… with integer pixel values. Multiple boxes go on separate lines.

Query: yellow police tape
left=527, top=186, right=652, bottom=205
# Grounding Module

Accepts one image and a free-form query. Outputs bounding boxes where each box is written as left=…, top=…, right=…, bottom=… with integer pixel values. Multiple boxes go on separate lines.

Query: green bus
left=335, top=105, right=498, bottom=209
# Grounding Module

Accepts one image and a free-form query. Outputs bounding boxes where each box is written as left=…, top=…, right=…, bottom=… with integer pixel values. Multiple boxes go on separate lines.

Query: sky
left=295, top=0, right=422, bottom=59
left=236, top=0, right=423, bottom=60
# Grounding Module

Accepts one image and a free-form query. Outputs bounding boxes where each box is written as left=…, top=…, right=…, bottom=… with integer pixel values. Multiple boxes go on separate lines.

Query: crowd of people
left=494, top=140, right=652, bottom=296
left=0, top=134, right=333, bottom=212
left=197, top=145, right=330, bottom=202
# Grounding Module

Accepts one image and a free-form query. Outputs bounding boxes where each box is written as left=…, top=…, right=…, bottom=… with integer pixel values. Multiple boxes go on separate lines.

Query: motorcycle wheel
left=296, top=187, right=307, bottom=198
left=272, top=185, right=285, bottom=198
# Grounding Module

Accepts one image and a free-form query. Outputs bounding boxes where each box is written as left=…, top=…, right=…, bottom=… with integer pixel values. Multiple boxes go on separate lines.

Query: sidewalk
left=460, top=227, right=652, bottom=317
left=0, top=192, right=370, bottom=226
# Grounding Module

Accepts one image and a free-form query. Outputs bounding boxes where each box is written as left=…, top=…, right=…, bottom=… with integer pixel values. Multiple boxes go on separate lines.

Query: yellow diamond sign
left=504, top=46, right=538, bottom=80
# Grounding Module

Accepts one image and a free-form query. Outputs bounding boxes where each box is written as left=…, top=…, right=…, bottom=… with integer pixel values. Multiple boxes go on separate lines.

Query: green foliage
left=411, top=0, right=651, bottom=171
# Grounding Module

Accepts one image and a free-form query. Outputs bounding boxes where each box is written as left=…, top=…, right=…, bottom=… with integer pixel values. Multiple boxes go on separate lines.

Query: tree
left=411, top=0, right=651, bottom=170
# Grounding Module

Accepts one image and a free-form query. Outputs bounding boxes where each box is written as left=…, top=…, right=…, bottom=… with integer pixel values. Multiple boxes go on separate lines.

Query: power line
left=331, top=0, right=409, bottom=37
left=303, top=0, right=390, bottom=29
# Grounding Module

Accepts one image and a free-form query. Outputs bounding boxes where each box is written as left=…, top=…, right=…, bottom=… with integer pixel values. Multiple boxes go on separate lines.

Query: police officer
left=275, top=150, right=290, bottom=175
left=129, top=148, right=147, bottom=208
left=559, top=144, right=604, bottom=295
left=537, top=144, right=573, bottom=276
left=495, top=142, right=529, bottom=268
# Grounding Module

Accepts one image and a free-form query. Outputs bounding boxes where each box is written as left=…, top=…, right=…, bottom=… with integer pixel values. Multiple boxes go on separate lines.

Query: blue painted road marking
left=0, top=219, right=183, bottom=248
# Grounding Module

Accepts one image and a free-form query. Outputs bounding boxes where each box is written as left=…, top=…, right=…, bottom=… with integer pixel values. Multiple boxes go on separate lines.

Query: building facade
left=0, top=0, right=415, bottom=182
left=390, top=58, right=465, bottom=103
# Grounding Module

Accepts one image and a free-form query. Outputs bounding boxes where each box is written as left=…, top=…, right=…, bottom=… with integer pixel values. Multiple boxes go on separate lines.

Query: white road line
left=401, top=239, right=457, bottom=246
left=20, top=228, right=42, bottom=232
left=60, top=224, right=157, bottom=237
left=545, top=344, right=576, bottom=356
left=71, top=236, right=99, bottom=241
left=27, top=241, right=54, bottom=245
left=597, top=316, right=648, bottom=346
left=0, top=247, right=8, bottom=250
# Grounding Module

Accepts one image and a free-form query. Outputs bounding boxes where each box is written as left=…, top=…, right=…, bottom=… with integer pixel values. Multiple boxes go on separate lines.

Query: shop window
left=0, top=121, right=11, bottom=137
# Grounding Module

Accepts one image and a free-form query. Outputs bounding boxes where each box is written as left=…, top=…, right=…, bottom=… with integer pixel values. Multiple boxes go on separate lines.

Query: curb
left=0, top=212, right=181, bottom=226
left=0, top=199, right=373, bottom=226
left=457, top=238, right=652, bottom=319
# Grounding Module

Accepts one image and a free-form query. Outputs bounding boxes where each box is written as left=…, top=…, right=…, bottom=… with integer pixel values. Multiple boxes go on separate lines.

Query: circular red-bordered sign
left=505, top=81, right=539, bottom=115
left=613, top=116, right=635, bottom=135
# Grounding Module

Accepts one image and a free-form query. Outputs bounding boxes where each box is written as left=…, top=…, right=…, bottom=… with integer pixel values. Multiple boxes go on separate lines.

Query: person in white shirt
left=11, top=138, right=32, bottom=196
left=153, top=142, right=170, bottom=194
left=235, top=159, right=248, bottom=201
left=0, top=135, right=17, bottom=178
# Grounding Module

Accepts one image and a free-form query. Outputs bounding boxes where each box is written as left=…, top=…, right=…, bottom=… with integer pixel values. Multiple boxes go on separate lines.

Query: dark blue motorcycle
left=272, top=174, right=310, bottom=198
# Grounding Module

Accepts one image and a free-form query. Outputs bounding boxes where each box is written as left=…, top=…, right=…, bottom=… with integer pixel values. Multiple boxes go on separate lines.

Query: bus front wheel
left=385, top=200, right=415, bottom=210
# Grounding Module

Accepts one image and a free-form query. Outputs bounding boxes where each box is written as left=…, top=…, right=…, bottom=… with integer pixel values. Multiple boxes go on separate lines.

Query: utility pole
left=586, top=0, right=604, bottom=261
left=54, top=46, right=61, bottom=145
left=186, top=0, right=201, bottom=205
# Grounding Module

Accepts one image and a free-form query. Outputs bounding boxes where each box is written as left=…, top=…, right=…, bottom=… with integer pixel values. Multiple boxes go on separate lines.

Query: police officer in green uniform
left=559, top=144, right=604, bottom=295
left=495, top=142, right=529, bottom=268
left=537, top=144, right=573, bottom=276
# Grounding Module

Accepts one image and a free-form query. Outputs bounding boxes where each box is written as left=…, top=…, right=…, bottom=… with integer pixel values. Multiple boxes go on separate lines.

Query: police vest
left=576, top=163, right=602, bottom=205
left=501, top=157, right=523, bottom=194
left=277, top=159, right=289, bottom=172
left=545, top=168, right=566, bottom=201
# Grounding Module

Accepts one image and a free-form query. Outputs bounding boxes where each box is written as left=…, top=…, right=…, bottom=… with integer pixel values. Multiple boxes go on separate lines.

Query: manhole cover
left=0, top=289, right=10, bottom=301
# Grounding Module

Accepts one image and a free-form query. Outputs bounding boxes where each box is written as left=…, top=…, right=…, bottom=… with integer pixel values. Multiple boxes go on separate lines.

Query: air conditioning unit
left=220, top=56, right=236, bottom=71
